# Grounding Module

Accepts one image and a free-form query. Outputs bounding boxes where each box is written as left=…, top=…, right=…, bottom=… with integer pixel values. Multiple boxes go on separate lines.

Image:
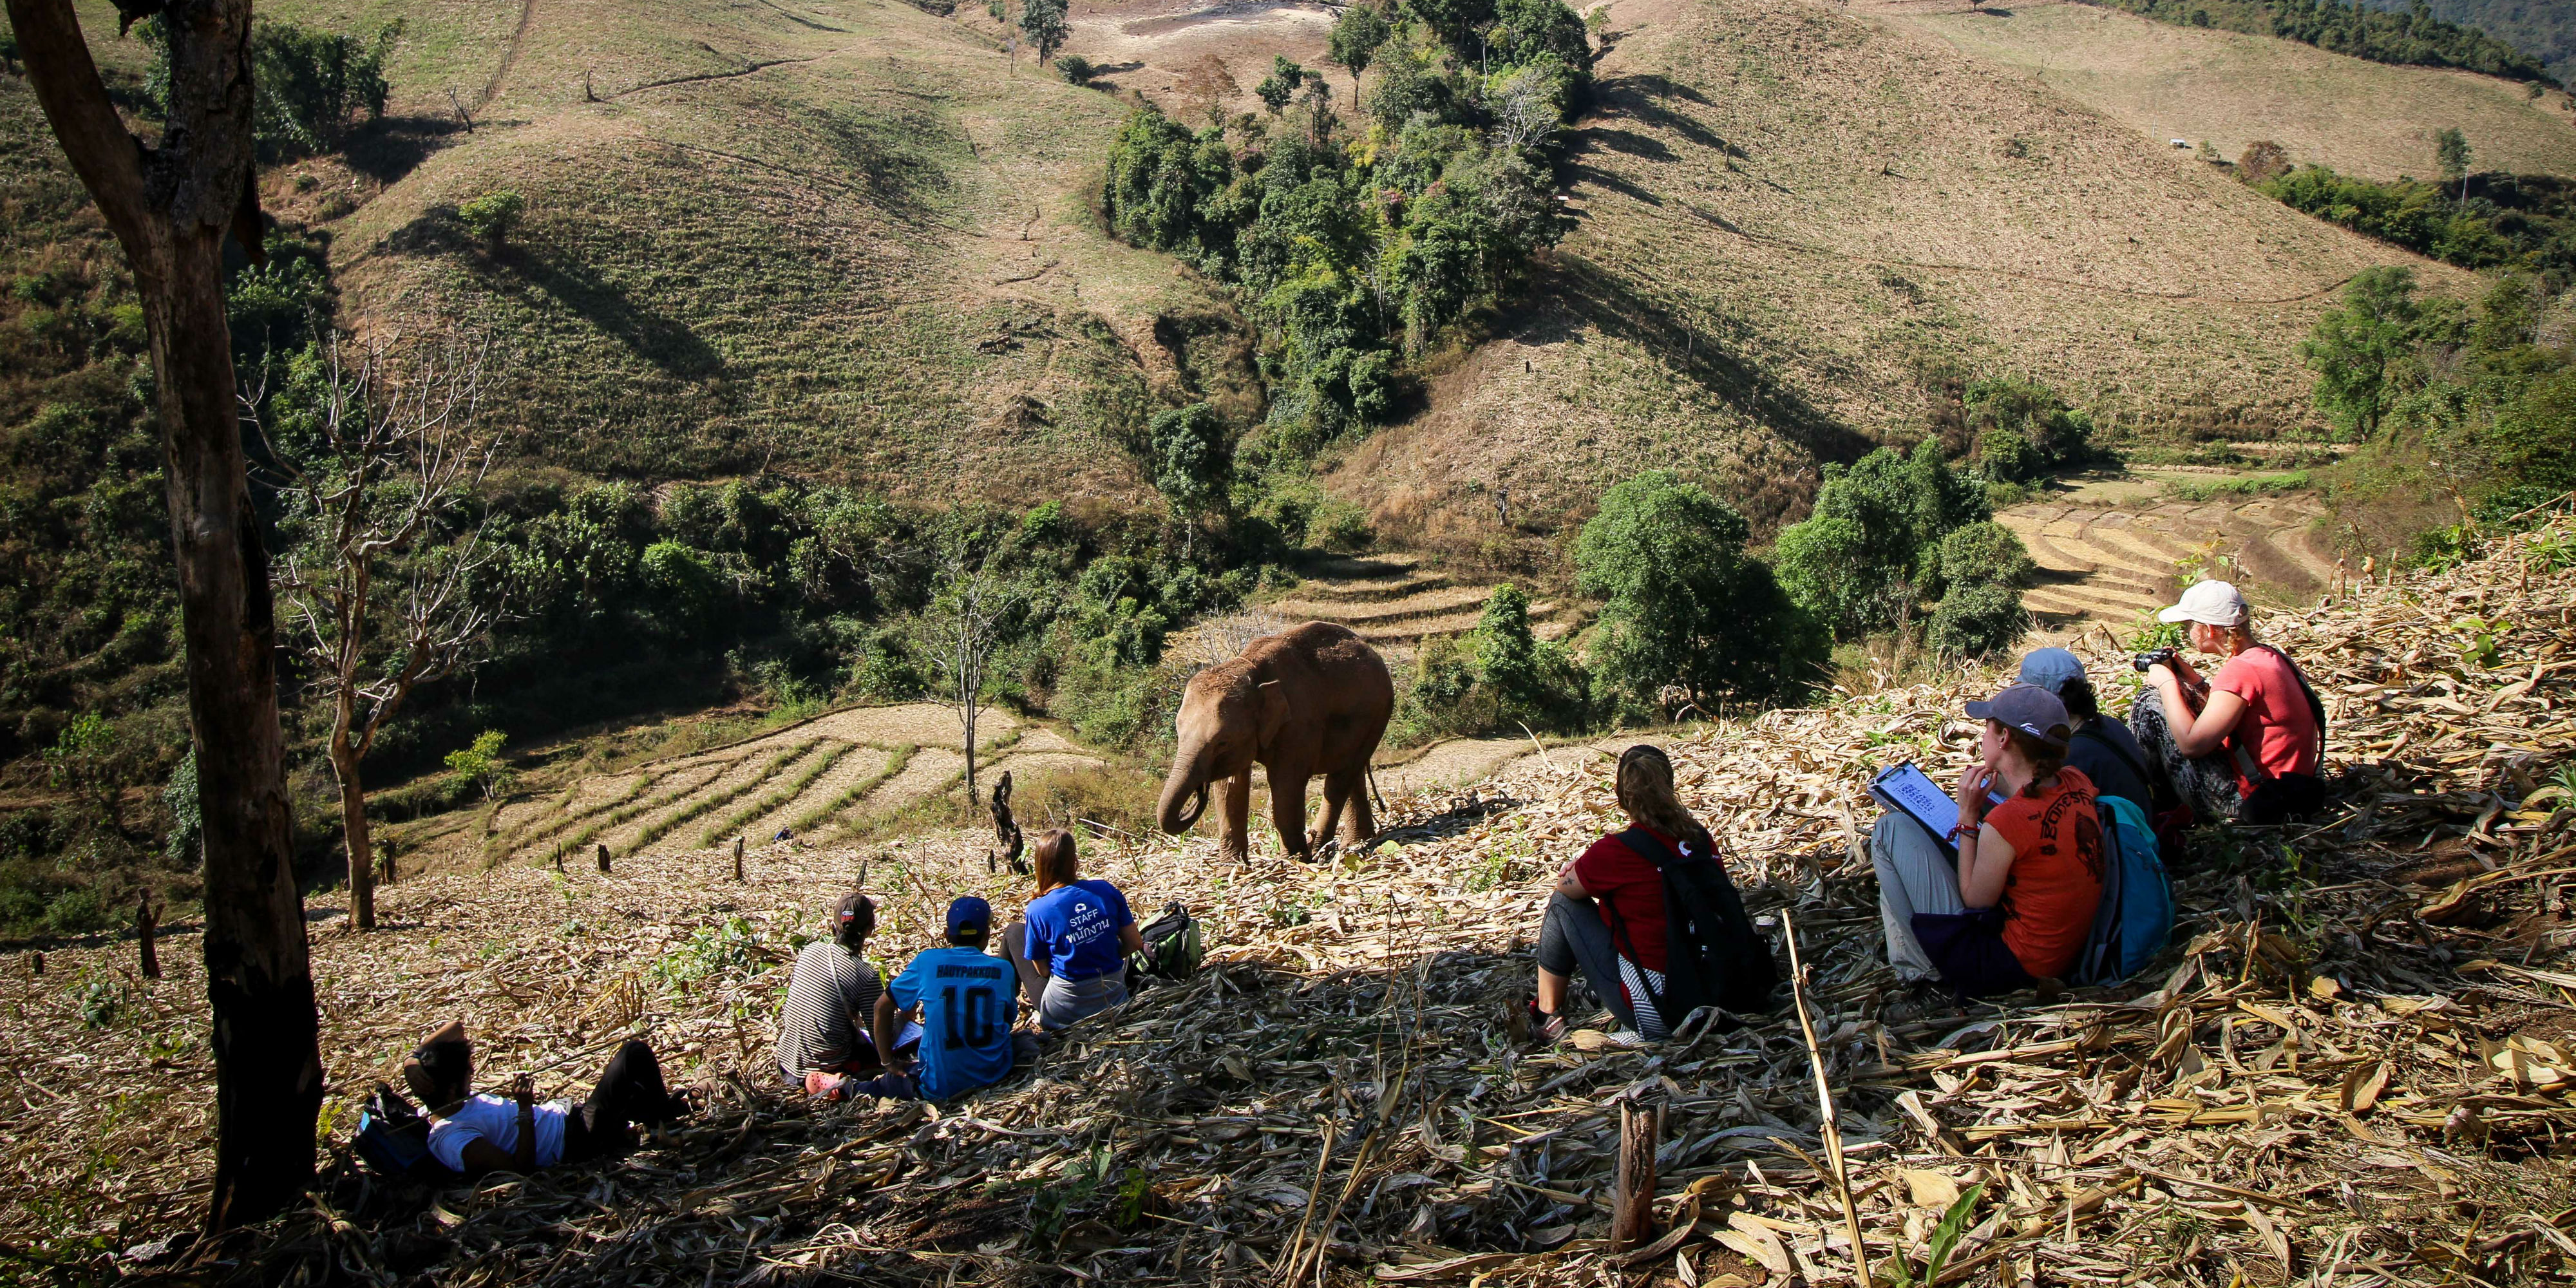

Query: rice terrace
left=4, top=0, right=2576, bottom=1282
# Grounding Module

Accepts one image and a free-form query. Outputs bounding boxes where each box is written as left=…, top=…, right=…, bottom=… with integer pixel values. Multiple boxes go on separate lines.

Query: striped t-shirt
left=775, top=940, right=884, bottom=1081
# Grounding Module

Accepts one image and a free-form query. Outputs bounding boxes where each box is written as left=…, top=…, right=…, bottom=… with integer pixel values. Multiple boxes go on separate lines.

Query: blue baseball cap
left=945, top=896, right=992, bottom=940
left=2017, top=647, right=2086, bottom=696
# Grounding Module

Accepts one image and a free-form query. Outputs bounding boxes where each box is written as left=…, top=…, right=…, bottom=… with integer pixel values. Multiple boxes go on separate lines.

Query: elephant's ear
left=1255, top=678, right=1291, bottom=748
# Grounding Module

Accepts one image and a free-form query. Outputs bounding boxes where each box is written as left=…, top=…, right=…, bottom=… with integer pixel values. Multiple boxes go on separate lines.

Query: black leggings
left=1535, top=893, right=1645, bottom=1033
left=561, top=1041, right=679, bottom=1163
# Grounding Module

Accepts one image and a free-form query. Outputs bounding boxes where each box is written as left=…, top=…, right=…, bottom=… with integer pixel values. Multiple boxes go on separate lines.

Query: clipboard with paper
left=1869, top=762, right=1963, bottom=861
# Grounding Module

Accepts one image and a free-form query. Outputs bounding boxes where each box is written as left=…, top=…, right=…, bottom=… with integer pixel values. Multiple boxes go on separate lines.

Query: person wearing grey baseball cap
left=2132, top=580, right=2327, bottom=826
left=2016, top=647, right=2156, bottom=814
left=1871, top=683, right=2106, bottom=999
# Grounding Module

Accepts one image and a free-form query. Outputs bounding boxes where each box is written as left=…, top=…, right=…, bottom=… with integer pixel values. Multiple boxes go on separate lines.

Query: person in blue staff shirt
left=860, top=897, right=1038, bottom=1101
left=1000, top=829, right=1145, bottom=1031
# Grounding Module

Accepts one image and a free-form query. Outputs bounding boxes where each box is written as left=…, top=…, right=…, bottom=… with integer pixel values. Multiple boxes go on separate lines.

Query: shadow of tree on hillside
left=1571, top=127, right=1677, bottom=164
left=1567, top=162, right=1662, bottom=207
left=1593, top=74, right=1743, bottom=158
left=342, top=115, right=469, bottom=186
left=485, top=248, right=730, bottom=381
left=1548, top=256, right=1871, bottom=466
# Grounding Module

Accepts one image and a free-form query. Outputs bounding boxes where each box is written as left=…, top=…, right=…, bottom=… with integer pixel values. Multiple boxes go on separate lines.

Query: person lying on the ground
left=2017, top=647, right=2158, bottom=813
left=1874, top=683, right=2106, bottom=998
left=855, top=897, right=1038, bottom=1102
left=1528, top=744, right=1712, bottom=1045
left=402, top=1021, right=683, bottom=1178
left=2132, top=580, right=2327, bottom=825
left=998, top=829, right=1145, bottom=1032
left=777, top=892, right=918, bottom=1099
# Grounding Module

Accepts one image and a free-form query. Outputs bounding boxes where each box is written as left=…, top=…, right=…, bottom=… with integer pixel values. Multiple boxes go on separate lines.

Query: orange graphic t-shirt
left=1984, top=766, right=2107, bottom=981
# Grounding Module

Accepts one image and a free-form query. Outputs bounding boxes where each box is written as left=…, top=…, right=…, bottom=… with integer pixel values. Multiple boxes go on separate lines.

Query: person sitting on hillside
left=1873, top=684, right=2106, bottom=997
left=998, top=829, right=1144, bottom=1032
left=2132, top=581, right=2327, bottom=824
left=1528, top=744, right=1709, bottom=1045
left=857, top=897, right=1039, bottom=1102
left=404, top=1021, right=684, bottom=1179
left=778, top=893, right=918, bottom=1100
left=2017, top=647, right=2158, bottom=812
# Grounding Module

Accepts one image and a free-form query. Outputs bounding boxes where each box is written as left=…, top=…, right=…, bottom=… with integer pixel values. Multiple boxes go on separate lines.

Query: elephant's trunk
left=1158, top=744, right=1211, bottom=835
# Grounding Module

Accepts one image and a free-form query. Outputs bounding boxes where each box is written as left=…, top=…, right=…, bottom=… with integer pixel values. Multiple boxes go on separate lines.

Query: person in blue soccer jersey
left=861, top=897, right=1038, bottom=1101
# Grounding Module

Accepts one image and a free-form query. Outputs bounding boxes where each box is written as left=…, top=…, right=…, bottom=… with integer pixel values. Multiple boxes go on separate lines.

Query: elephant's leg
left=1336, top=766, right=1377, bottom=844
left=1312, top=773, right=1350, bottom=856
left=1269, top=764, right=1313, bottom=862
left=1219, top=768, right=1253, bottom=866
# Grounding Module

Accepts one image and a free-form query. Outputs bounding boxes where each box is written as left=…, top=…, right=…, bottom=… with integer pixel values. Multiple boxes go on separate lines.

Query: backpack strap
left=2253, top=644, right=2329, bottom=757
left=1604, top=828, right=1685, bottom=1019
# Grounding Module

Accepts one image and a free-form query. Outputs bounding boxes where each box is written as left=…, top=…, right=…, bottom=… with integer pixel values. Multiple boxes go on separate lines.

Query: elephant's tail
left=1367, top=765, right=1388, bottom=826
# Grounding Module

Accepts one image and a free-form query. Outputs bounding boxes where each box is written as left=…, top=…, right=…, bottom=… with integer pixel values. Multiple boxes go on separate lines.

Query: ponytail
left=1616, top=745, right=1716, bottom=856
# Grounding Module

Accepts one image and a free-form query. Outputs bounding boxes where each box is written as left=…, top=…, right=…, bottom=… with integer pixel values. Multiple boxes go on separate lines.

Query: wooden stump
left=1611, top=1101, right=1663, bottom=1251
left=30, top=951, right=42, bottom=977
left=137, top=891, right=160, bottom=980
left=733, top=836, right=746, bottom=882
left=379, top=839, right=396, bottom=887
left=596, top=843, right=612, bottom=873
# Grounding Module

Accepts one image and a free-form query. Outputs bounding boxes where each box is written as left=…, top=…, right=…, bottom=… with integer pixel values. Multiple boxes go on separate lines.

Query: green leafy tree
left=1019, top=0, right=1069, bottom=69
left=1927, top=581, right=2030, bottom=659
left=1256, top=57, right=1305, bottom=114
left=162, top=748, right=201, bottom=867
left=1936, top=522, right=2036, bottom=589
left=1148, top=403, right=1233, bottom=550
left=2301, top=266, right=2427, bottom=440
left=444, top=730, right=513, bottom=801
left=1327, top=5, right=1391, bottom=94
left=1771, top=515, right=1879, bottom=639
left=1773, top=444, right=1988, bottom=639
left=1575, top=471, right=1826, bottom=714
left=2434, top=126, right=2472, bottom=199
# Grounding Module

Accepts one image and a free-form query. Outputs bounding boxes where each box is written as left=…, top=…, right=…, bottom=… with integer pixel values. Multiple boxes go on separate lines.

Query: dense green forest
left=2363, top=0, right=2575, bottom=82
left=1102, top=0, right=1591, bottom=460
left=2076, top=0, right=2555, bottom=84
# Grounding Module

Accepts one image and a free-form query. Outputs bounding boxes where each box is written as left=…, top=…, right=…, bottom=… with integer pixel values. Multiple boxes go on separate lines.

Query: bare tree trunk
left=137, top=890, right=159, bottom=980
left=1611, top=1101, right=1662, bottom=1251
left=8, top=0, right=323, bottom=1233
left=332, top=694, right=375, bottom=929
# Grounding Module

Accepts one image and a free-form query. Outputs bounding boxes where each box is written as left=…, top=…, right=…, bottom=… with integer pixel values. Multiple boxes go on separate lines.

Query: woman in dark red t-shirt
left=1530, top=746, right=1711, bottom=1044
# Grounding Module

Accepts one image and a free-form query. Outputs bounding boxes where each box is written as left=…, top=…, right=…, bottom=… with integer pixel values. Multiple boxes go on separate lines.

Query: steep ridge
left=1327, top=0, right=2472, bottom=540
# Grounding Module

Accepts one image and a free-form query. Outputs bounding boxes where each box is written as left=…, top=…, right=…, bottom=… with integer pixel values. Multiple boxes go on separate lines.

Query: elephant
left=1157, top=621, right=1394, bottom=864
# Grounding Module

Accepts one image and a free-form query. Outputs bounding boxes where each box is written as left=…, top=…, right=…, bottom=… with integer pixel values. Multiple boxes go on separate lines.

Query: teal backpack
left=2072, top=795, right=2174, bottom=985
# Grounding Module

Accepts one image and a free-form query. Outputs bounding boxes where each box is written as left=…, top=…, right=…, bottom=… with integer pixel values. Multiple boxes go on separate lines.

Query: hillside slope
left=1885, top=0, right=2576, bottom=181
left=99, top=0, right=1259, bottom=500
left=7, top=509, right=2570, bottom=1281
left=1324, top=0, right=2473, bottom=541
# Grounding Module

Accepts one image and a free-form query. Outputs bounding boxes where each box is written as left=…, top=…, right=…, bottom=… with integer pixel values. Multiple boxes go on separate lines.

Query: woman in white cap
left=1874, top=683, right=2105, bottom=998
left=2133, top=580, right=2327, bottom=824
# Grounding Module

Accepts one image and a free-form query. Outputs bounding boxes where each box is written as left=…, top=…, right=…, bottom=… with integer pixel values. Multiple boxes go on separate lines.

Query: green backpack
left=1128, top=902, right=1204, bottom=983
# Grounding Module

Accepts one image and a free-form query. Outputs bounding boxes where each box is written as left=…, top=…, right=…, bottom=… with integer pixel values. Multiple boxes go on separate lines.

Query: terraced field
left=425, top=703, right=1107, bottom=872
left=1255, top=554, right=1577, bottom=661
left=1997, top=472, right=2340, bottom=640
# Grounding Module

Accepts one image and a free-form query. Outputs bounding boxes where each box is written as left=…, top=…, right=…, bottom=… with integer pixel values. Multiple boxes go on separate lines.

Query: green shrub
left=443, top=730, right=513, bottom=801
left=1311, top=499, right=1374, bottom=552
left=1937, top=522, right=2036, bottom=590
left=1576, top=471, right=1825, bottom=712
left=1926, top=581, right=2030, bottom=659
left=1056, top=53, right=1097, bottom=85
left=44, top=886, right=111, bottom=936
left=456, top=190, right=527, bottom=250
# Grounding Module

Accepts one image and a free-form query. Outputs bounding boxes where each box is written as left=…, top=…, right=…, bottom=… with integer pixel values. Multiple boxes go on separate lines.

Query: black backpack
left=1604, top=828, right=1777, bottom=1027
left=352, top=1083, right=462, bottom=1183
left=1126, top=902, right=1203, bottom=985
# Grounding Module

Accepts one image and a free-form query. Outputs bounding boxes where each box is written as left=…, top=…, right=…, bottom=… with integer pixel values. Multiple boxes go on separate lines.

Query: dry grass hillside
left=62, top=0, right=1258, bottom=500
left=1877, top=0, right=2576, bottom=182
left=1325, top=0, right=2476, bottom=542
left=8, top=513, right=2571, bottom=1284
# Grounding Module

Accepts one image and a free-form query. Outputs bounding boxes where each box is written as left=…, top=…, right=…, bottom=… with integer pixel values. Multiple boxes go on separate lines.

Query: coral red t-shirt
left=1985, top=767, right=2106, bottom=981
left=2210, top=647, right=2322, bottom=794
left=1570, top=828, right=1674, bottom=973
